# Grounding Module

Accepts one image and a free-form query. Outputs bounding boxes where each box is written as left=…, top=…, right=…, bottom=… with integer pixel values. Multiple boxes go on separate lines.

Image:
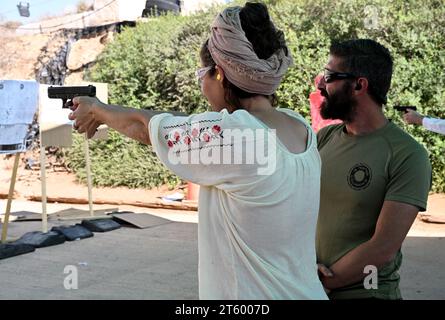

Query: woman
left=69, top=2, right=327, bottom=300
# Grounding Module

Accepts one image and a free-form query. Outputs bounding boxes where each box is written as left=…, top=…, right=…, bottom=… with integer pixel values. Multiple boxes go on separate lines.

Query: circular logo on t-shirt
left=347, top=163, right=372, bottom=190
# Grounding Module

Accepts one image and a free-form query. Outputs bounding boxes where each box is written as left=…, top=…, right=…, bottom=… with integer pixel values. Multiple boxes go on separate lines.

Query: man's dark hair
left=329, top=39, right=393, bottom=105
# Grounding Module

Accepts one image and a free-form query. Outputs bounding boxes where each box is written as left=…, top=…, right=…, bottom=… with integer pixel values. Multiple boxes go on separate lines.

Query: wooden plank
left=1, top=153, right=20, bottom=243
left=40, top=145, right=48, bottom=233
left=83, top=134, right=94, bottom=216
left=26, top=195, right=198, bottom=211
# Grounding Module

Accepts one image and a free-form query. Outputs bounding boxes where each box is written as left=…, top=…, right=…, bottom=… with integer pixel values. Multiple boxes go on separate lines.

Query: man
left=403, top=109, right=445, bottom=135
left=315, top=39, right=432, bottom=299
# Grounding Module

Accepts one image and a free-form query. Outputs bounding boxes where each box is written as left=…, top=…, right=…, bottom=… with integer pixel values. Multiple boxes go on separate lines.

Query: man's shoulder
left=383, top=122, right=429, bottom=156
left=318, top=123, right=344, bottom=135
left=317, top=124, right=344, bottom=147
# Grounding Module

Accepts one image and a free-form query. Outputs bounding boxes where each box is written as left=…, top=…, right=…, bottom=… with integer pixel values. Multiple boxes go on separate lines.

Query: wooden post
left=1, top=153, right=20, bottom=243
left=84, top=135, right=94, bottom=216
left=40, top=145, right=48, bottom=233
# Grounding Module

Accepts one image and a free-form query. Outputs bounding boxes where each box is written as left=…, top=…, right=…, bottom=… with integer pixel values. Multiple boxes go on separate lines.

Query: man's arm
left=422, top=117, right=445, bottom=135
left=320, top=200, right=419, bottom=290
left=69, top=96, right=186, bottom=144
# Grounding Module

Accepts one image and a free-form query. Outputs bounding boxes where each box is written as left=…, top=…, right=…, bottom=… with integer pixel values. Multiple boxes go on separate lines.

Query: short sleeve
left=317, top=126, right=329, bottom=149
left=317, top=124, right=340, bottom=150
left=148, top=110, right=268, bottom=187
left=385, top=146, right=432, bottom=211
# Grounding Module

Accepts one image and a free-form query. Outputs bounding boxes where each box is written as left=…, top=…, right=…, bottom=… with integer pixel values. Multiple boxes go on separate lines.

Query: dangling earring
left=216, top=74, right=221, bottom=81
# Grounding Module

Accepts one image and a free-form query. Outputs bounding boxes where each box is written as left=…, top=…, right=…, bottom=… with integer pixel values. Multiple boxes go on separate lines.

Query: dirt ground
left=0, top=34, right=50, bottom=80
left=0, top=152, right=196, bottom=212
left=1, top=152, right=444, bottom=229
left=0, top=151, right=444, bottom=220
left=1, top=153, right=444, bottom=300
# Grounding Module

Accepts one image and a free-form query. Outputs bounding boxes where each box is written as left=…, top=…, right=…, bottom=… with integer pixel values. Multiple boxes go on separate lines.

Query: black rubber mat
left=16, top=231, right=66, bottom=248
left=13, top=208, right=119, bottom=222
left=110, top=211, right=172, bottom=229
left=81, top=218, right=121, bottom=232
left=51, top=224, right=94, bottom=241
left=0, top=243, right=35, bottom=260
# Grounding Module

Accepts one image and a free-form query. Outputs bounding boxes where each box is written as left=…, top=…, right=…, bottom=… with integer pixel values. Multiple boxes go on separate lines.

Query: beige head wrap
left=208, top=6, right=293, bottom=95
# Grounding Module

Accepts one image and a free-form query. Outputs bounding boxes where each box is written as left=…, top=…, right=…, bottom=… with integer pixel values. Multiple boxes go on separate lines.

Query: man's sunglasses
left=323, top=69, right=357, bottom=83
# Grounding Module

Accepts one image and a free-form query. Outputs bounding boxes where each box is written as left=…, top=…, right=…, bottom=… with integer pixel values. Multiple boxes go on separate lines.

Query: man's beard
left=319, top=82, right=357, bottom=123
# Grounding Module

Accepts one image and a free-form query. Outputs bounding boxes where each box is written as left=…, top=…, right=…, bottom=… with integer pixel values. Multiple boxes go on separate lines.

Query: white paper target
left=0, top=80, right=39, bottom=154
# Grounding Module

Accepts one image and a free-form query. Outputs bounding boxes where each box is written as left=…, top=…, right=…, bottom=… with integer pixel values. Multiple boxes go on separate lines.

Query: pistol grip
left=62, top=99, right=73, bottom=109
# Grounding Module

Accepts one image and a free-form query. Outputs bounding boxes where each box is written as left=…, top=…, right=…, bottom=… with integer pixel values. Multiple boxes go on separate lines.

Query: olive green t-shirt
left=316, top=121, right=431, bottom=300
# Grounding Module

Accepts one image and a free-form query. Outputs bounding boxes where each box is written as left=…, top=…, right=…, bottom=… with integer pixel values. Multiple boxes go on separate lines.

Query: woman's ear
left=215, top=65, right=225, bottom=84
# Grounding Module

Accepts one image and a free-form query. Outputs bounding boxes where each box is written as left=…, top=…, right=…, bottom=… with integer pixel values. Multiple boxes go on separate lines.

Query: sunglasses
left=323, top=69, right=357, bottom=83
left=195, top=66, right=214, bottom=81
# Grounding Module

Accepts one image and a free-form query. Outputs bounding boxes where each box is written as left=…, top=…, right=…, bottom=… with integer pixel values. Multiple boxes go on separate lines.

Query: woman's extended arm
left=69, top=96, right=186, bottom=144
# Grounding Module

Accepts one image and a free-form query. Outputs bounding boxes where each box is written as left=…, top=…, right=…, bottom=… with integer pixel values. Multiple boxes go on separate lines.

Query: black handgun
left=394, top=105, right=417, bottom=113
left=48, top=85, right=96, bottom=108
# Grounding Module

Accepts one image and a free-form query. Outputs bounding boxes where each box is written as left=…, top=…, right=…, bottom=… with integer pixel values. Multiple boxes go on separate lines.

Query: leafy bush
left=67, top=0, right=445, bottom=192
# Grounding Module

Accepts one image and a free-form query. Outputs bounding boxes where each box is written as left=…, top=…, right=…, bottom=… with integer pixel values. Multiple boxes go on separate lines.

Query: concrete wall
left=93, top=0, right=146, bottom=21
left=116, top=0, right=146, bottom=21
left=181, top=0, right=227, bottom=15
left=16, top=12, right=98, bottom=35
left=16, top=0, right=230, bottom=35
left=16, top=0, right=118, bottom=35
left=93, top=0, right=228, bottom=21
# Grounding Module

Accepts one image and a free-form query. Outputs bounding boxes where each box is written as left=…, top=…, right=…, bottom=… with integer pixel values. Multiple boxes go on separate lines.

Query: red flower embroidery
left=191, top=128, right=199, bottom=138
left=174, top=131, right=181, bottom=142
left=167, top=140, right=174, bottom=148
left=184, top=136, right=191, bottom=145
left=212, top=125, right=221, bottom=134
left=202, top=133, right=211, bottom=142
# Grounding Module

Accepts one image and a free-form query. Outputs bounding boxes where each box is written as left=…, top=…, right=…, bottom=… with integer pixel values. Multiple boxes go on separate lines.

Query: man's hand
left=403, top=109, right=424, bottom=126
left=68, top=96, right=105, bottom=138
left=317, top=263, right=333, bottom=294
